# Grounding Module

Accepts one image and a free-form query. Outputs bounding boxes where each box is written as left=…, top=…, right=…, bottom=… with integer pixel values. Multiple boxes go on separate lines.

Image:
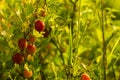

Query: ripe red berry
left=81, top=73, right=91, bottom=80
left=43, top=29, right=49, bottom=38
left=23, top=68, right=33, bottom=78
left=35, top=20, right=45, bottom=32
left=29, top=35, right=36, bottom=43
left=26, top=44, right=36, bottom=55
left=18, top=38, right=27, bottom=49
left=12, top=53, right=24, bottom=64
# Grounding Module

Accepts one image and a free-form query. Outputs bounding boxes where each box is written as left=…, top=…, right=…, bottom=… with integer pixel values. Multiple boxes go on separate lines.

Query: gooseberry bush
left=0, top=0, right=120, bottom=80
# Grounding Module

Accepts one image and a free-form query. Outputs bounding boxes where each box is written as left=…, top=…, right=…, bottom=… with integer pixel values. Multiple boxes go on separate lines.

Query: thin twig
left=112, top=66, right=117, bottom=80
left=101, top=0, right=107, bottom=80
left=76, top=0, right=81, bottom=54
left=51, top=39, right=65, bottom=65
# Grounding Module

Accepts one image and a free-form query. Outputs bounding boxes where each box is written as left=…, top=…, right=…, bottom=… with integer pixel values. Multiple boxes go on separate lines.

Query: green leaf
left=0, top=35, right=9, bottom=49
left=5, top=0, right=15, bottom=7
left=25, top=4, right=34, bottom=16
left=112, top=20, right=120, bottom=26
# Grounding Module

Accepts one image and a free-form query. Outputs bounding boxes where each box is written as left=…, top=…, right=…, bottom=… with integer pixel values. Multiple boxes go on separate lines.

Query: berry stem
left=68, top=0, right=78, bottom=66
left=24, top=24, right=33, bottom=39
left=68, top=23, right=73, bottom=66
left=112, top=66, right=117, bottom=80
left=75, top=0, right=81, bottom=56
left=101, top=0, right=107, bottom=80
left=51, top=39, right=65, bottom=65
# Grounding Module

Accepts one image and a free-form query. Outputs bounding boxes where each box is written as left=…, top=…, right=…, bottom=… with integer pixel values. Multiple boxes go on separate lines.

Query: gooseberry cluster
left=12, top=19, right=47, bottom=78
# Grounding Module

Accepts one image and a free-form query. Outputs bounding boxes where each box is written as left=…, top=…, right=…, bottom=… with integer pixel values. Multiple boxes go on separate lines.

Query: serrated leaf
left=33, top=29, right=43, bottom=37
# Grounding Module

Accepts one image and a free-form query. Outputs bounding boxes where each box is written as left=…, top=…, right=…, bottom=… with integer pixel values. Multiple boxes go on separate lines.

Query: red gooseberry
left=18, top=38, right=27, bottom=49
left=12, top=53, right=24, bottom=64
left=29, top=35, right=36, bottom=43
left=43, top=29, right=49, bottom=38
left=35, top=20, right=45, bottom=32
left=26, top=44, right=36, bottom=55
left=23, top=68, right=33, bottom=78
left=81, top=73, right=91, bottom=80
